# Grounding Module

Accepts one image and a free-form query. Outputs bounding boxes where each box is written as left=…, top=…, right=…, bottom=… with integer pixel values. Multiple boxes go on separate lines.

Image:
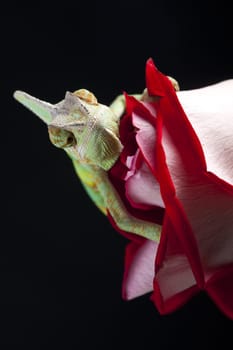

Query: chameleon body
left=14, top=77, right=179, bottom=242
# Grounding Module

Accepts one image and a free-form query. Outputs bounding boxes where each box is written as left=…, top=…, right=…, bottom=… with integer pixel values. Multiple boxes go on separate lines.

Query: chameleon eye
left=66, top=134, right=76, bottom=147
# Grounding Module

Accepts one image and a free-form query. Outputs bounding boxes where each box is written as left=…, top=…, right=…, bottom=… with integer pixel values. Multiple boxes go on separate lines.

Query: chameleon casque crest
left=14, top=77, right=179, bottom=242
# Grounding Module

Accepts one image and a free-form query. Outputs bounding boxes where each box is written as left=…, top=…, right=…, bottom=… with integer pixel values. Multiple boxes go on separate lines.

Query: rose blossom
left=108, top=59, right=233, bottom=319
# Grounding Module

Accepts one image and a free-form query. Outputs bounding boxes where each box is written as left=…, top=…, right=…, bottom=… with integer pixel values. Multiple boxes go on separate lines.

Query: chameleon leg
left=110, top=75, right=179, bottom=119
left=109, top=95, right=126, bottom=120
left=70, top=158, right=161, bottom=241
left=110, top=94, right=142, bottom=121
left=71, top=159, right=107, bottom=215
left=167, top=76, right=180, bottom=91
left=96, top=169, right=161, bottom=242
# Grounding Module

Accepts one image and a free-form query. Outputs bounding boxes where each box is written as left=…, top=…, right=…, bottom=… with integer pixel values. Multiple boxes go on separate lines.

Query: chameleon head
left=13, top=89, right=123, bottom=170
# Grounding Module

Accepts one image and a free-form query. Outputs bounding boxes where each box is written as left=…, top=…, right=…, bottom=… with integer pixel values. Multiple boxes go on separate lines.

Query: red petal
left=146, top=58, right=166, bottom=97
left=206, top=265, right=233, bottom=319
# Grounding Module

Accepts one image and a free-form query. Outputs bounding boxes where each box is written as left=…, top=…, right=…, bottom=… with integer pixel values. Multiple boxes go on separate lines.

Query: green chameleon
left=14, top=77, right=179, bottom=242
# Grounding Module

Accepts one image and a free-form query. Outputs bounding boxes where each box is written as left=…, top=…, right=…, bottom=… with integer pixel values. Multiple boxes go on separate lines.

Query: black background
left=2, top=0, right=233, bottom=348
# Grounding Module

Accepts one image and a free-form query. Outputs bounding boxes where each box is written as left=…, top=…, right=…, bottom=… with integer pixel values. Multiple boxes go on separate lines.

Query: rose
left=108, top=59, right=233, bottom=319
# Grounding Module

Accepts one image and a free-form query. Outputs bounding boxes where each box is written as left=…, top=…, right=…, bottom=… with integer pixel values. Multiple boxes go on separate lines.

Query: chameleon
left=13, top=76, right=179, bottom=242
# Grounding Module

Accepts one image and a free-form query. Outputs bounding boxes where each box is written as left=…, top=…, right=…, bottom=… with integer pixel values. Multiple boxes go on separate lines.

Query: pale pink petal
left=126, top=159, right=164, bottom=209
left=132, top=107, right=157, bottom=174
left=153, top=216, right=199, bottom=313
left=123, top=240, right=158, bottom=300
left=177, top=80, right=233, bottom=185
left=124, top=150, right=140, bottom=181
left=162, top=124, right=233, bottom=270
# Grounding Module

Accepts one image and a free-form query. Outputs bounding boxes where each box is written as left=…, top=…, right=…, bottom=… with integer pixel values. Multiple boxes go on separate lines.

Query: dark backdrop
left=2, top=0, right=233, bottom=348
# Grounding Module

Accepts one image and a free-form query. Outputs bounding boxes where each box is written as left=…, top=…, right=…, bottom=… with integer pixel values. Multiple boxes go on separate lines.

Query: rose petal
left=122, top=239, right=158, bottom=300
left=125, top=151, right=164, bottom=209
left=147, top=59, right=233, bottom=318
left=152, top=217, right=199, bottom=314
left=123, top=93, right=158, bottom=175
left=146, top=58, right=166, bottom=97
left=132, top=107, right=157, bottom=175
left=177, top=80, right=233, bottom=185
left=161, top=125, right=233, bottom=270
left=206, top=265, right=233, bottom=319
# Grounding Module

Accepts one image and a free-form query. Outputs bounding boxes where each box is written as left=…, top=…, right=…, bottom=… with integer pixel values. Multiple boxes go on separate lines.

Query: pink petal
left=122, top=239, right=158, bottom=300
left=123, top=93, right=159, bottom=175
left=132, top=106, right=157, bottom=175
left=177, top=80, right=233, bottom=185
left=125, top=152, right=164, bottom=209
left=152, top=217, right=199, bottom=314
left=161, top=125, right=233, bottom=270
left=124, top=100, right=164, bottom=209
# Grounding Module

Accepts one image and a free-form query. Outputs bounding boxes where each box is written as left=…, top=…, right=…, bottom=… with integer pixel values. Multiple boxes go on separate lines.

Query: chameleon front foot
left=116, top=215, right=161, bottom=242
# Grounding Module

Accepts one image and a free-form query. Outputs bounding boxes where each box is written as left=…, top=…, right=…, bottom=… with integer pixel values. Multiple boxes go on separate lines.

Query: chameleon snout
left=48, top=125, right=76, bottom=148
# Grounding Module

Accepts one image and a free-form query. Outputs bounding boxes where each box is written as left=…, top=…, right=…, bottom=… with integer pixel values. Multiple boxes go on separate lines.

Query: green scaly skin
left=13, top=79, right=180, bottom=241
